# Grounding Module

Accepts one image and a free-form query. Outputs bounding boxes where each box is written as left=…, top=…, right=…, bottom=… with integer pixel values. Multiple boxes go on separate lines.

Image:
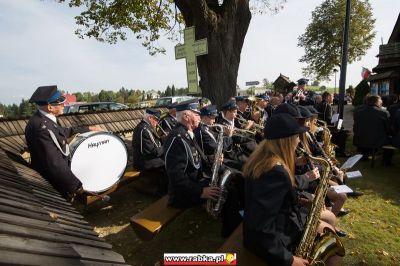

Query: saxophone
left=295, top=147, right=345, bottom=265
left=206, top=124, right=232, bottom=218
left=317, top=120, right=338, bottom=161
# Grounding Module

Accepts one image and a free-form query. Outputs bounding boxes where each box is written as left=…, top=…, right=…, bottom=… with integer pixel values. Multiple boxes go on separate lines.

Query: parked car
left=64, top=102, right=129, bottom=114
left=154, top=96, right=195, bottom=107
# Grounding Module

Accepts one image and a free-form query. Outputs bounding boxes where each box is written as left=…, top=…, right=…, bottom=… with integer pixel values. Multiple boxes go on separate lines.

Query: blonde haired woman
left=243, top=113, right=342, bottom=266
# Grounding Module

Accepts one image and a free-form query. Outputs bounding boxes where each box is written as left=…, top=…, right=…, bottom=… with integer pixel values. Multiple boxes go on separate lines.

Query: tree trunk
left=176, top=0, right=252, bottom=108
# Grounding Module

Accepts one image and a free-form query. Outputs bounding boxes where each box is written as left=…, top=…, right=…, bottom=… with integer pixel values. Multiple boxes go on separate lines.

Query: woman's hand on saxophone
left=292, top=256, right=309, bottom=266
left=201, top=187, right=221, bottom=200
left=305, top=168, right=320, bottom=181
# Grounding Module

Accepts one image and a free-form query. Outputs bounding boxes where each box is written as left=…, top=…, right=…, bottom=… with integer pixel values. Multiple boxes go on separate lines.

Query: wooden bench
left=83, top=168, right=141, bottom=205
left=130, top=195, right=184, bottom=241
left=218, top=223, right=266, bottom=266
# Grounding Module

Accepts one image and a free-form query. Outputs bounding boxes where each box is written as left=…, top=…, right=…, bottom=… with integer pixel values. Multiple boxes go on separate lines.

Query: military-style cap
left=146, top=108, right=161, bottom=120
left=29, top=85, right=66, bottom=106
left=273, top=103, right=304, bottom=119
left=255, top=94, right=270, bottom=101
left=297, top=78, right=309, bottom=85
left=264, top=113, right=307, bottom=140
left=297, top=105, right=313, bottom=118
left=235, top=96, right=247, bottom=102
left=221, top=100, right=238, bottom=111
left=200, top=105, right=218, bottom=117
left=175, top=99, right=201, bottom=114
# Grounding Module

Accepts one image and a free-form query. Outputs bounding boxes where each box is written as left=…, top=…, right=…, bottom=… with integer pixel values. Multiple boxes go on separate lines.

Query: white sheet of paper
left=340, top=154, right=363, bottom=170
left=332, top=185, right=353, bottom=194
left=346, top=170, right=362, bottom=179
left=331, top=113, right=339, bottom=124
left=337, top=118, right=343, bottom=130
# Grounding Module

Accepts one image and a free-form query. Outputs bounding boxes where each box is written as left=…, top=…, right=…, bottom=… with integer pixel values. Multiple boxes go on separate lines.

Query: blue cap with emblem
left=200, top=105, right=218, bottom=117
left=221, top=100, right=238, bottom=111
left=175, top=99, right=201, bottom=114
left=235, top=96, right=246, bottom=102
left=255, top=94, right=270, bottom=101
left=29, top=85, right=66, bottom=106
left=145, top=108, right=161, bottom=120
left=297, top=78, right=309, bottom=86
left=167, top=102, right=179, bottom=109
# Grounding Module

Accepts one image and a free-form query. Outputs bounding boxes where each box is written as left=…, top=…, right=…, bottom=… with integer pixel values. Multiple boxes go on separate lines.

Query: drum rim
left=70, top=131, right=128, bottom=193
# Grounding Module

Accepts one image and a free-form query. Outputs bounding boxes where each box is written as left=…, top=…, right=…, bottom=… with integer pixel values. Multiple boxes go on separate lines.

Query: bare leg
left=327, top=188, right=347, bottom=215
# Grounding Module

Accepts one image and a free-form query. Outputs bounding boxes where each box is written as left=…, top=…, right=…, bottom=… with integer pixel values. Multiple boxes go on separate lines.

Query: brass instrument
left=317, top=120, right=338, bottom=162
left=295, top=147, right=345, bottom=264
left=293, top=89, right=305, bottom=104
left=236, top=116, right=264, bottom=132
left=206, top=124, right=232, bottom=218
left=213, top=122, right=256, bottom=140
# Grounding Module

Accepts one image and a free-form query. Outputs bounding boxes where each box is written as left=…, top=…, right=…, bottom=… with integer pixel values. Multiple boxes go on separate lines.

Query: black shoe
left=337, top=208, right=351, bottom=217
left=347, top=191, right=364, bottom=198
left=335, top=229, right=347, bottom=237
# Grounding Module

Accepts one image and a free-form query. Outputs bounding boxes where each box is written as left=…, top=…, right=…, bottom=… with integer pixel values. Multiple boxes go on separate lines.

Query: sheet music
left=337, top=118, right=343, bottom=130
left=331, top=113, right=339, bottom=124
left=346, top=170, right=362, bottom=179
left=331, top=185, right=353, bottom=194
left=340, top=154, right=363, bottom=170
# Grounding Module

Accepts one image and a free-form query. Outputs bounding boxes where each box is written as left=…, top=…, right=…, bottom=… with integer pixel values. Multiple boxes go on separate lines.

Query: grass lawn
left=337, top=145, right=400, bottom=265
left=82, top=142, right=400, bottom=266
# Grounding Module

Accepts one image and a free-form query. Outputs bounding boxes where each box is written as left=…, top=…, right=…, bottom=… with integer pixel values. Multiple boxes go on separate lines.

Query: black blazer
left=353, top=105, right=390, bottom=148
left=243, top=165, right=305, bottom=266
left=132, top=120, right=164, bottom=170
left=164, top=123, right=208, bottom=208
left=25, top=110, right=89, bottom=197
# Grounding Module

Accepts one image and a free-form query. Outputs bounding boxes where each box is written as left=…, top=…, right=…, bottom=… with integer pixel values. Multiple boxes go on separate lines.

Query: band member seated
left=251, top=94, right=269, bottom=124
left=243, top=113, right=343, bottom=266
left=234, top=96, right=253, bottom=129
left=132, top=108, right=167, bottom=195
left=164, top=99, right=242, bottom=236
left=316, top=91, right=350, bottom=157
left=217, top=100, right=256, bottom=156
left=25, top=85, right=102, bottom=199
left=194, top=105, right=241, bottom=172
left=159, top=102, right=178, bottom=137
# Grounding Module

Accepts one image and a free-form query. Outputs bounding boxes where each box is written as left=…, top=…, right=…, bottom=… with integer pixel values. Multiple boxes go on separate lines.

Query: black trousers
left=220, top=176, right=244, bottom=237
left=331, top=128, right=349, bottom=154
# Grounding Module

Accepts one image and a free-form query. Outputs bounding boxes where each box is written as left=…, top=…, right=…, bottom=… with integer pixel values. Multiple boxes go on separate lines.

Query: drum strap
left=48, top=129, right=70, bottom=156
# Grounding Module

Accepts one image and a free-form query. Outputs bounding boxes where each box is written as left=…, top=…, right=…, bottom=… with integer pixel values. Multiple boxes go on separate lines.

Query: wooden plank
left=130, top=195, right=184, bottom=241
left=0, top=249, right=83, bottom=266
left=0, top=234, right=80, bottom=258
left=72, top=244, right=126, bottom=264
left=0, top=204, right=53, bottom=223
left=0, top=222, right=112, bottom=249
left=10, top=120, right=24, bottom=135
left=218, top=223, right=266, bottom=266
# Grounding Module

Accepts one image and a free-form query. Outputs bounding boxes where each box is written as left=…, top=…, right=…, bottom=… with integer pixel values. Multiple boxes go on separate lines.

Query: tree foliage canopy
left=298, top=0, right=375, bottom=81
left=58, top=0, right=285, bottom=55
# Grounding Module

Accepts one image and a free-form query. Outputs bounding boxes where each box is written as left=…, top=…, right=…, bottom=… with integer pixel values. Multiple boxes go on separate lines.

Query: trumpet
left=293, top=89, right=305, bottom=104
left=236, top=116, right=264, bottom=131
left=209, top=124, right=256, bottom=140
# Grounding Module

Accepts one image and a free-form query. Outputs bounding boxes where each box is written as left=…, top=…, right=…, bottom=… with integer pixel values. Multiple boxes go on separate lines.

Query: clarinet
left=307, top=131, right=344, bottom=184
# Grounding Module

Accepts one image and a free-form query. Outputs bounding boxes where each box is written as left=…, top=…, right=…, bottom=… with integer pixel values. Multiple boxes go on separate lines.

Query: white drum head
left=70, top=132, right=127, bottom=192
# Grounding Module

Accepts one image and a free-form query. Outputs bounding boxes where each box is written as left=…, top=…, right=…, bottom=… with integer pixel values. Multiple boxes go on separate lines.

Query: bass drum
left=69, top=131, right=128, bottom=193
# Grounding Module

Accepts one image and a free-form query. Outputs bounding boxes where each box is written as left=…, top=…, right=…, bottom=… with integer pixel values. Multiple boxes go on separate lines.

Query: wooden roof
left=0, top=107, right=166, bottom=158
left=0, top=148, right=128, bottom=265
left=388, top=12, right=400, bottom=43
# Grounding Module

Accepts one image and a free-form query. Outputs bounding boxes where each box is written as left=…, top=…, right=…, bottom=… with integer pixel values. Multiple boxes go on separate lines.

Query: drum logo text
left=88, top=139, right=110, bottom=148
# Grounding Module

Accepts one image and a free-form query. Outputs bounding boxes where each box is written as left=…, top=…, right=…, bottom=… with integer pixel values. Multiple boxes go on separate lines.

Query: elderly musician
left=159, top=102, right=178, bottom=137
left=164, top=99, right=242, bottom=237
left=25, top=85, right=102, bottom=200
left=132, top=108, right=167, bottom=195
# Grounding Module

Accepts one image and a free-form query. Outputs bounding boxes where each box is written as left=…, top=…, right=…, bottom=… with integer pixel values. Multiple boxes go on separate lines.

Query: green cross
left=175, top=26, right=208, bottom=94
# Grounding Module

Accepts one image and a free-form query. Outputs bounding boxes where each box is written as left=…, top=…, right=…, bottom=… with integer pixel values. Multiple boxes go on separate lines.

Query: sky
left=0, top=0, right=399, bottom=105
